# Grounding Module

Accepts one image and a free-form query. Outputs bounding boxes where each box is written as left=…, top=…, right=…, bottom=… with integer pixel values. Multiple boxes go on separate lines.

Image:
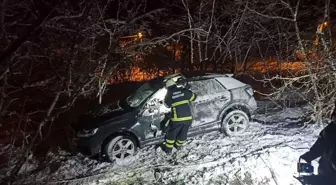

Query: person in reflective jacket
left=300, top=110, right=336, bottom=183
left=161, top=78, right=196, bottom=154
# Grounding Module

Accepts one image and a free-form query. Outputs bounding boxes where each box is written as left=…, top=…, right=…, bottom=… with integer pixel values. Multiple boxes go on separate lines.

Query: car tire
left=222, top=109, right=249, bottom=136
left=104, top=135, right=137, bottom=166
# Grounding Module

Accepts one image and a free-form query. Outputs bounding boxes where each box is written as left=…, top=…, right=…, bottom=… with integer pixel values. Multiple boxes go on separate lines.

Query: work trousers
left=296, top=175, right=336, bottom=185
left=318, top=158, right=336, bottom=176
left=163, top=120, right=191, bottom=152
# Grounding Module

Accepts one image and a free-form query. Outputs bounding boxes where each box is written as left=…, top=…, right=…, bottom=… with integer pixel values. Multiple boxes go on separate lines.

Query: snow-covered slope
left=2, top=103, right=324, bottom=185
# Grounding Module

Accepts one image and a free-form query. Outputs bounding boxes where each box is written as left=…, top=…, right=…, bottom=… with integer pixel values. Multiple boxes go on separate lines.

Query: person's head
left=176, top=77, right=187, bottom=88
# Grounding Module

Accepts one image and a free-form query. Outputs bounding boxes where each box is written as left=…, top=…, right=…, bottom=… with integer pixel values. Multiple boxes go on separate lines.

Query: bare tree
left=139, top=0, right=264, bottom=73
left=242, top=0, right=336, bottom=124
left=0, top=0, right=162, bottom=181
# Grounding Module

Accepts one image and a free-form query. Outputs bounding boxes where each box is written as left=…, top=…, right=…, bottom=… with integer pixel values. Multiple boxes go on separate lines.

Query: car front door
left=138, top=88, right=170, bottom=139
left=189, top=78, right=231, bottom=127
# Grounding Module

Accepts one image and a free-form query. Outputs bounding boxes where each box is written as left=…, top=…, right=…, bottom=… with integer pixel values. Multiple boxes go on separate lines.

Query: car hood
left=95, top=109, right=136, bottom=125
left=75, top=102, right=137, bottom=130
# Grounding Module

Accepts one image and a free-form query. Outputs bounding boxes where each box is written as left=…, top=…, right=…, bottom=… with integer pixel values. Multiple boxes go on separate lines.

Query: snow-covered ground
left=1, top=102, right=324, bottom=185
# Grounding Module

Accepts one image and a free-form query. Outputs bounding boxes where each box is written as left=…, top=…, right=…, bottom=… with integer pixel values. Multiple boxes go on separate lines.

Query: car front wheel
left=222, top=110, right=249, bottom=136
left=104, top=135, right=137, bottom=166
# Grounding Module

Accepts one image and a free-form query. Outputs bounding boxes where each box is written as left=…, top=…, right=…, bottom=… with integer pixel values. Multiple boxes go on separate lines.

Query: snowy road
left=9, top=104, right=323, bottom=185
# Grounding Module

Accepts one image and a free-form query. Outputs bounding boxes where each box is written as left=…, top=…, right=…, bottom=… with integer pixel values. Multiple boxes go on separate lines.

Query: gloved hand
left=300, top=153, right=312, bottom=164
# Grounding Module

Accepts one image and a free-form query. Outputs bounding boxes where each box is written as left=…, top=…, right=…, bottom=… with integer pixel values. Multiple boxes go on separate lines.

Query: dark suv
left=76, top=72, right=257, bottom=164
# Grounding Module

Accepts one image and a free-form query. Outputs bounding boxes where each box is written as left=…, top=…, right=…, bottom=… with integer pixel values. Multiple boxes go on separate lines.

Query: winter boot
left=159, top=143, right=172, bottom=155
left=174, top=144, right=183, bottom=151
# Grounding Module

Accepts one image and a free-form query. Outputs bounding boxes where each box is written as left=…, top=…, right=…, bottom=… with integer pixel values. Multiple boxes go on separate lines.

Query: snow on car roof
left=216, top=77, right=247, bottom=89
left=160, top=72, right=237, bottom=85
left=181, top=71, right=232, bottom=78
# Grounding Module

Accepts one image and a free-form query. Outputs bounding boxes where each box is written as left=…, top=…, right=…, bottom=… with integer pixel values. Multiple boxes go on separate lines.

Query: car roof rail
left=205, top=73, right=234, bottom=78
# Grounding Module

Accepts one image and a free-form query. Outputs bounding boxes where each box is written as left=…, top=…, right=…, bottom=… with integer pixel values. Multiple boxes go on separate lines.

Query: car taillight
left=245, top=87, right=254, bottom=96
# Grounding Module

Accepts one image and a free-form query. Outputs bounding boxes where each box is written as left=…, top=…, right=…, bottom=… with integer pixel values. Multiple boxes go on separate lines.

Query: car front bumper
left=248, top=97, right=258, bottom=118
left=75, top=135, right=102, bottom=156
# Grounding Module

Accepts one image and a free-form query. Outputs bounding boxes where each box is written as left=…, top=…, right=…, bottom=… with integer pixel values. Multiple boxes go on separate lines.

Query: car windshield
left=126, top=79, right=161, bottom=108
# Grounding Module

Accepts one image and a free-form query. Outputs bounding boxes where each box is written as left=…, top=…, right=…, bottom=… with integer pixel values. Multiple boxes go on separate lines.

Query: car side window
left=143, top=88, right=170, bottom=112
left=147, top=88, right=166, bottom=105
left=190, top=79, right=225, bottom=96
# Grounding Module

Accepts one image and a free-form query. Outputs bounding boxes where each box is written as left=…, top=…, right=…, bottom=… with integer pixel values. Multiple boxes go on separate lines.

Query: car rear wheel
left=222, top=110, right=249, bottom=136
left=104, top=135, right=137, bottom=166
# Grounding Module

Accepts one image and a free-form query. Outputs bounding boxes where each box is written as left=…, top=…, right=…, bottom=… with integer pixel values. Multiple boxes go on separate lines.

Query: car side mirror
left=159, top=100, right=163, bottom=104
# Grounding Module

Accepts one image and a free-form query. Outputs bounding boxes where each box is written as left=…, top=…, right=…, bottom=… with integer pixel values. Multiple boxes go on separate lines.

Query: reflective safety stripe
left=165, top=139, right=175, bottom=144
left=190, top=93, right=195, bottom=101
left=175, top=142, right=183, bottom=147
left=171, top=99, right=192, bottom=122
left=165, top=142, right=174, bottom=148
left=176, top=140, right=185, bottom=144
left=173, top=107, right=177, bottom=120
left=172, top=100, right=189, bottom=107
left=176, top=140, right=185, bottom=146
left=171, top=116, right=192, bottom=122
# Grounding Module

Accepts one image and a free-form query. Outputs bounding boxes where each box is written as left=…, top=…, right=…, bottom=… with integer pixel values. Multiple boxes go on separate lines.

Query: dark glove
left=300, top=153, right=312, bottom=164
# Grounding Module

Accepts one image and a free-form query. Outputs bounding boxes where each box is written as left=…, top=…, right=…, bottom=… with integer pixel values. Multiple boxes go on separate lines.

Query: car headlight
left=76, top=128, right=98, bottom=138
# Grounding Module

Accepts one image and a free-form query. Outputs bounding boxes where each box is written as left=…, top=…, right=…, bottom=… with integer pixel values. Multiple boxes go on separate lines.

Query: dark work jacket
left=303, top=122, right=336, bottom=176
left=164, top=85, right=196, bottom=122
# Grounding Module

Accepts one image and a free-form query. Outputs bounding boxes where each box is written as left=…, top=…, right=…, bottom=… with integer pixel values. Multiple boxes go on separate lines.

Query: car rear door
left=189, top=78, right=231, bottom=127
